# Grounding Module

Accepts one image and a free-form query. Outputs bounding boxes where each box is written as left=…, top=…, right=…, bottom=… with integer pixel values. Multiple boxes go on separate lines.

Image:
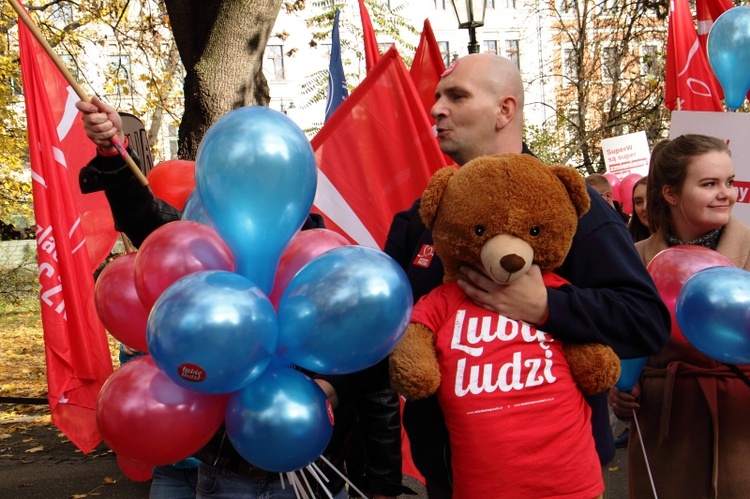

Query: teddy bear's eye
left=474, top=225, right=486, bottom=237
left=529, top=226, right=541, bottom=237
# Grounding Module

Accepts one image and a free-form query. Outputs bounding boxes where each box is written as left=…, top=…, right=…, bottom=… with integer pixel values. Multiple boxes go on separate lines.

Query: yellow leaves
left=25, top=445, right=44, bottom=453
left=103, top=477, right=116, bottom=484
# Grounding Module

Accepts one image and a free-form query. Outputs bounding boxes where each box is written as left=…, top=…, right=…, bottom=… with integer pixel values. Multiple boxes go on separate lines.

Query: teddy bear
left=389, top=153, right=621, bottom=498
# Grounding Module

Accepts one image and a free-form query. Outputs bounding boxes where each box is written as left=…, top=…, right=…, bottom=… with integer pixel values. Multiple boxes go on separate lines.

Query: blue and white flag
left=325, top=8, right=348, bottom=122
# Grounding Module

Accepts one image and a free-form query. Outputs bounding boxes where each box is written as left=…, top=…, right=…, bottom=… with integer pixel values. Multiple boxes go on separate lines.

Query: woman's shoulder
left=718, top=217, right=750, bottom=269
left=635, top=233, right=666, bottom=267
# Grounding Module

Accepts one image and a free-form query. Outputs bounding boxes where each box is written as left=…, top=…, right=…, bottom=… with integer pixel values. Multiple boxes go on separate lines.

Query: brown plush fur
left=390, top=154, right=620, bottom=399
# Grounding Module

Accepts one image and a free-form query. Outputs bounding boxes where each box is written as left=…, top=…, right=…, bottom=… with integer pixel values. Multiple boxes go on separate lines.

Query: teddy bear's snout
left=500, top=254, right=526, bottom=273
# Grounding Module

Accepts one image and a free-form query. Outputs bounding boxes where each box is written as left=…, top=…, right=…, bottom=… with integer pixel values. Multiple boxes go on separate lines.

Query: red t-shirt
left=410, top=282, right=604, bottom=498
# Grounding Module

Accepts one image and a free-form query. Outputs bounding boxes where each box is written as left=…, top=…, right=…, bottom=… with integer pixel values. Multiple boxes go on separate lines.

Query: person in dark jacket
left=76, top=97, right=413, bottom=499
left=384, top=53, right=670, bottom=498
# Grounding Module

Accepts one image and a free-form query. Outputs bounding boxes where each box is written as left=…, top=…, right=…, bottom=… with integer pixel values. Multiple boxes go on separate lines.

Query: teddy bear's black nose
left=500, top=254, right=526, bottom=273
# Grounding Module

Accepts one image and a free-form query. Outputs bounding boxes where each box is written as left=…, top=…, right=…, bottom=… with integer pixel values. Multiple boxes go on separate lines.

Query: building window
left=483, top=40, right=499, bottom=54
left=597, top=0, right=618, bottom=14
left=602, top=46, right=619, bottom=83
left=435, top=0, right=447, bottom=9
left=487, top=0, right=496, bottom=8
left=505, top=0, right=517, bottom=8
left=438, top=41, right=450, bottom=66
left=565, top=109, right=580, bottom=142
left=168, top=124, right=179, bottom=160
left=559, top=0, right=577, bottom=13
left=563, top=48, right=578, bottom=83
left=265, top=45, right=285, bottom=81
left=641, top=44, right=660, bottom=77
left=505, top=39, right=520, bottom=68
left=60, top=54, right=79, bottom=81
left=108, top=54, right=132, bottom=95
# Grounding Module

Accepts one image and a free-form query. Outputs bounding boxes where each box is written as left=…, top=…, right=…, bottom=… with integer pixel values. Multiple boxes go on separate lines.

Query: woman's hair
left=628, top=177, right=650, bottom=242
left=647, top=134, right=730, bottom=234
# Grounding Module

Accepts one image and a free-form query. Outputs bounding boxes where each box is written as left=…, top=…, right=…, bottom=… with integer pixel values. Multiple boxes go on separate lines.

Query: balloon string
left=304, top=464, right=334, bottom=499
left=632, top=408, right=659, bottom=499
left=319, top=454, right=369, bottom=498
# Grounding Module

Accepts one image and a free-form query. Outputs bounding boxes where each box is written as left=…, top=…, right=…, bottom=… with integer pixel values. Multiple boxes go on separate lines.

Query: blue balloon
left=615, top=357, right=648, bottom=392
left=277, top=246, right=413, bottom=374
left=676, top=266, right=750, bottom=364
left=181, top=189, right=215, bottom=228
left=195, top=106, right=317, bottom=294
left=147, top=271, right=277, bottom=394
left=708, top=6, right=750, bottom=111
left=225, top=366, right=333, bottom=472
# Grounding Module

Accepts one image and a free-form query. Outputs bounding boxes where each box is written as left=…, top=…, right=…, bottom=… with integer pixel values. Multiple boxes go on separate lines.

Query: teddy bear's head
left=419, top=153, right=590, bottom=284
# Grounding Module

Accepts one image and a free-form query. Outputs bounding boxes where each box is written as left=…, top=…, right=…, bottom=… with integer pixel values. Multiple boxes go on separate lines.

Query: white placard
left=601, top=131, right=651, bottom=180
left=669, top=111, right=750, bottom=226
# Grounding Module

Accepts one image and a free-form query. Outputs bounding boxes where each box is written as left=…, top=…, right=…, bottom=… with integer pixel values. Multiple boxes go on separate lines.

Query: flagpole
left=8, top=0, right=148, bottom=186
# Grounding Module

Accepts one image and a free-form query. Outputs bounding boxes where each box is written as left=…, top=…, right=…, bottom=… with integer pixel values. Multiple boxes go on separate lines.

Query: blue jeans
left=195, top=463, right=347, bottom=499
left=149, top=463, right=199, bottom=499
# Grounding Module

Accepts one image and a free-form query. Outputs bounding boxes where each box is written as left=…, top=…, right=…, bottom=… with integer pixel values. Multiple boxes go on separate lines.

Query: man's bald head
left=450, top=54, right=525, bottom=110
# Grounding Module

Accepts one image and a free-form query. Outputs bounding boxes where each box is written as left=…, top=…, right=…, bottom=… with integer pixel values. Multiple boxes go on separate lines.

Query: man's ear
left=662, top=184, right=678, bottom=205
left=496, top=95, right=518, bottom=130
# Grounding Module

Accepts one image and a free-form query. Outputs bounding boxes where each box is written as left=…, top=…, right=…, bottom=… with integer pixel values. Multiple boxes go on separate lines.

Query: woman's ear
left=662, top=184, right=678, bottom=205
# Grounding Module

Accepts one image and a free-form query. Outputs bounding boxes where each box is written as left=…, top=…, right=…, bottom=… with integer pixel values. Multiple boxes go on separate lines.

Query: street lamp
left=449, top=0, right=487, bottom=54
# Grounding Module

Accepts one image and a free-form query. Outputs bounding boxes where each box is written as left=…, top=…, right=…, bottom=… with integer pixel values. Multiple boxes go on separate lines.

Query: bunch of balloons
left=648, top=245, right=750, bottom=365
left=94, top=106, right=413, bottom=474
left=602, top=172, right=643, bottom=215
left=708, top=6, right=750, bottom=111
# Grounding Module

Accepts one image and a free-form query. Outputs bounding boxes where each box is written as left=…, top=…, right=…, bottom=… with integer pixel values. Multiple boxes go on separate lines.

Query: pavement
left=0, top=404, right=630, bottom=498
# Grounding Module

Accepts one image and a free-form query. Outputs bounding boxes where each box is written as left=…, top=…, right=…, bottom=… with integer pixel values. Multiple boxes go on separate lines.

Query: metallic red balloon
left=268, top=228, right=350, bottom=308
left=146, top=160, right=196, bottom=210
left=97, top=356, right=228, bottom=466
left=134, top=221, right=234, bottom=310
left=618, top=173, right=643, bottom=215
left=95, top=253, right=149, bottom=352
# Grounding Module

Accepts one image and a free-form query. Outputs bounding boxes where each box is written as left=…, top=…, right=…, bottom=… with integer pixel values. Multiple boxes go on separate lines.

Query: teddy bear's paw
left=389, top=324, right=442, bottom=400
left=563, top=343, right=621, bottom=395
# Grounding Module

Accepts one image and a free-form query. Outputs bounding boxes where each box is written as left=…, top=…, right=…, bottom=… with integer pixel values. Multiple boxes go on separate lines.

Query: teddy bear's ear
left=550, top=165, right=591, bottom=218
left=419, top=166, right=457, bottom=228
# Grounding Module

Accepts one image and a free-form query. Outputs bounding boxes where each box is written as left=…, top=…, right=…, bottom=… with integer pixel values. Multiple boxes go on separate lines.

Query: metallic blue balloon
left=615, top=357, right=648, bottom=392
left=147, top=271, right=278, bottom=394
left=277, top=246, right=413, bottom=374
left=181, top=189, right=215, bottom=229
left=225, top=366, right=333, bottom=472
left=194, top=106, right=317, bottom=294
left=708, top=6, right=750, bottom=111
left=676, top=266, right=750, bottom=364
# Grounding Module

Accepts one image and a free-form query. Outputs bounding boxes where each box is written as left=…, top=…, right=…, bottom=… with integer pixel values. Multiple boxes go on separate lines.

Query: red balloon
left=618, top=173, right=643, bottom=215
left=116, top=454, right=153, bottom=482
left=146, top=160, right=196, bottom=210
left=647, top=245, right=735, bottom=351
left=97, top=356, right=228, bottom=466
left=95, top=253, right=149, bottom=353
left=134, top=221, right=235, bottom=310
left=603, top=173, right=622, bottom=204
left=268, top=229, right=350, bottom=308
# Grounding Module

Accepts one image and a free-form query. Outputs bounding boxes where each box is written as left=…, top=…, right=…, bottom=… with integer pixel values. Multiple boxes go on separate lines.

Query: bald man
left=385, top=53, right=670, bottom=498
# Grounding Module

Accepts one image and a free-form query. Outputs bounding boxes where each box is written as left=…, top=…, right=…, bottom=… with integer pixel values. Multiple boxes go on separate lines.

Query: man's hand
left=457, top=263, right=549, bottom=325
left=313, top=379, right=339, bottom=410
left=75, top=96, right=124, bottom=152
left=608, top=386, right=640, bottom=421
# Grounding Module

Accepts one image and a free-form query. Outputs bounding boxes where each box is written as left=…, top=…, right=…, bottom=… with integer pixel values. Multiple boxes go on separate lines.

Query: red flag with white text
left=18, top=16, right=114, bottom=454
left=311, top=47, right=445, bottom=248
left=410, top=19, right=446, bottom=119
left=358, top=0, right=381, bottom=74
left=664, top=0, right=724, bottom=111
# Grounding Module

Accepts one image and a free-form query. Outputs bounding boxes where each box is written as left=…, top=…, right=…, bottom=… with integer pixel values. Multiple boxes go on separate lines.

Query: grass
left=0, top=297, right=121, bottom=414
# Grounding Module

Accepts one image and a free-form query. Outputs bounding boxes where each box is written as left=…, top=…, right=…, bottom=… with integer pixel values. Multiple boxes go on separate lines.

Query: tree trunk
left=164, top=0, right=283, bottom=159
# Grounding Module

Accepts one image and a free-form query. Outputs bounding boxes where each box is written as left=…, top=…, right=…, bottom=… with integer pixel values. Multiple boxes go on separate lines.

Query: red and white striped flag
left=18, top=10, right=114, bottom=454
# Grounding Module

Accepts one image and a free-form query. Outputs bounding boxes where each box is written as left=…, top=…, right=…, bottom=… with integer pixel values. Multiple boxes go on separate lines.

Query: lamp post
left=449, top=0, right=487, bottom=54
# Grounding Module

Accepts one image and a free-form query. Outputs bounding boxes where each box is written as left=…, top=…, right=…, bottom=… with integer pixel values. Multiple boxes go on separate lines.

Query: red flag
left=665, top=0, right=724, bottom=111
left=410, top=19, right=446, bottom=119
left=696, top=0, right=736, bottom=100
left=358, top=0, right=381, bottom=73
left=18, top=14, right=114, bottom=453
left=311, top=47, right=445, bottom=249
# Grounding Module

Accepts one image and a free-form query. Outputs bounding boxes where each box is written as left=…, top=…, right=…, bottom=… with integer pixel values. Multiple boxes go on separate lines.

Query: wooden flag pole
left=9, top=0, right=148, bottom=186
